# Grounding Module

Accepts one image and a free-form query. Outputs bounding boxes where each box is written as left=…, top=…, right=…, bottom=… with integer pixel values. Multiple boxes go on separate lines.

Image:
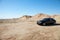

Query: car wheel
left=54, top=22, right=56, bottom=24
left=43, top=23, right=46, bottom=26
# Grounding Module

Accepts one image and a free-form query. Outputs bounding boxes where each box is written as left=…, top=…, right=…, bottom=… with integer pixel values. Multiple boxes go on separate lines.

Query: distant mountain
left=20, top=15, right=32, bottom=20
left=0, top=13, right=60, bottom=23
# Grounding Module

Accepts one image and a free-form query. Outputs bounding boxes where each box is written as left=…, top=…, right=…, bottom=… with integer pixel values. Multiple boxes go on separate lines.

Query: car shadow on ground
left=45, top=23, right=60, bottom=26
left=37, top=23, right=60, bottom=26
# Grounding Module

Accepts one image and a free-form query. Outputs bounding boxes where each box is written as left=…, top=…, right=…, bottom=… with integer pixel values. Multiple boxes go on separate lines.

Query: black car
left=37, top=18, right=56, bottom=26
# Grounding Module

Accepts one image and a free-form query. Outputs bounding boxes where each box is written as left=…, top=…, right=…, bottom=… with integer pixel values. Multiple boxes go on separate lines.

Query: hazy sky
left=0, top=0, right=60, bottom=19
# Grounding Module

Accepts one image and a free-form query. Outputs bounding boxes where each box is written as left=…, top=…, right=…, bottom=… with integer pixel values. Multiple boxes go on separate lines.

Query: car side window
left=52, top=19, right=55, bottom=21
left=50, top=18, right=51, bottom=21
left=50, top=18, right=54, bottom=21
left=47, top=18, right=50, bottom=21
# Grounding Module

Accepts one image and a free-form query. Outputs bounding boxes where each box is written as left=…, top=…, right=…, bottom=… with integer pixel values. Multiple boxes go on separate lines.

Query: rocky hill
left=0, top=13, right=60, bottom=23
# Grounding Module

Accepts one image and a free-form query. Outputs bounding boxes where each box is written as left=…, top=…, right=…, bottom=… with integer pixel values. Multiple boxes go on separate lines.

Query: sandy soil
left=0, top=14, right=60, bottom=40
left=0, top=21, right=60, bottom=40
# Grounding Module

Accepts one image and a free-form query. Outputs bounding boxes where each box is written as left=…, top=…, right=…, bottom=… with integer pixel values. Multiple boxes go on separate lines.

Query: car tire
left=43, top=23, right=46, bottom=26
left=53, top=22, right=56, bottom=24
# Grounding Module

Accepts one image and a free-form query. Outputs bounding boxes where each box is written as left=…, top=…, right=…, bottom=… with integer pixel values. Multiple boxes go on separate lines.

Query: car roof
left=43, top=18, right=54, bottom=20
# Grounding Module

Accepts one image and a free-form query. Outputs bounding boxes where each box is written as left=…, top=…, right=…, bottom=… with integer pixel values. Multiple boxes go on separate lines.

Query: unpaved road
left=0, top=22, right=60, bottom=40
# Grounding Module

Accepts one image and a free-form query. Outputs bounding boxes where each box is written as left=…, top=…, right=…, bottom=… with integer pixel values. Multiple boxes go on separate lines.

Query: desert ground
left=0, top=14, right=60, bottom=40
